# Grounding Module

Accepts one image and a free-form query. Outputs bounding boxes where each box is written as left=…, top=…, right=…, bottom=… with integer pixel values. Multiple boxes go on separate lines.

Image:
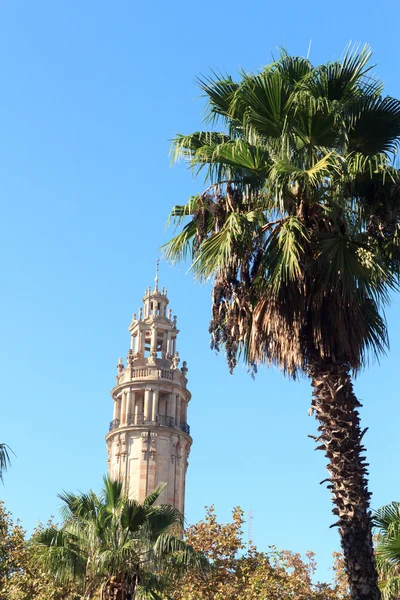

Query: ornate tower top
left=126, top=267, right=179, bottom=369
left=106, top=268, right=192, bottom=514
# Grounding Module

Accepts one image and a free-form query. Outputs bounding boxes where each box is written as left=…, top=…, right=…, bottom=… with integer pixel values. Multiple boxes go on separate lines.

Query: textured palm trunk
left=101, top=581, right=135, bottom=600
left=309, top=360, right=380, bottom=600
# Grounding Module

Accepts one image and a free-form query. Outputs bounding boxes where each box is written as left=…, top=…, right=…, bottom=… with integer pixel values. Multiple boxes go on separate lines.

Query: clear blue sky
left=1, top=0, right=400, bottom=583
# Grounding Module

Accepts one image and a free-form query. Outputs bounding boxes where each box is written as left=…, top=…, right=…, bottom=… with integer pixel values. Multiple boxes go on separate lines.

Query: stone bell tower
left=105, top=263, right=192, bottom=515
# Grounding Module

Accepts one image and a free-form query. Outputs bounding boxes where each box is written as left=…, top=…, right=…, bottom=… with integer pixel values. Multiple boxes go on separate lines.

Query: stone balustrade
left=117, top=366, right=180, bottom=384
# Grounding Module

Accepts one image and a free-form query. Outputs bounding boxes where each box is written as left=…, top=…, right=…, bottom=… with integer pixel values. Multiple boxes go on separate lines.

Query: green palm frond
left=347, top=95, right=400, bottom=156
left=153, top=532, right=209, bottom=570
left=264, top=216, right=309, bottom=292
left=274, top=53, right=312, bottom=88
left=374, top=502, right=400, bottom=536
left=191, top=211, right=257, bottom=280
left=162, top=223, right=198, bottom=264
left=230, top=70, right=289, bottom=139
left=378, top=575, right=400, bottom=600
left=376, top=535, right=400, bottom=564
left=121, top=500, right=147, bottom=532
left=196, top=71, right=240, bottom=128
left=269, top=151, right=344, bottom=189
left=0, top=443, right=12, bottom=483
left=142, top=483, right=166, bottom=506
left=58, top=489, right=101, bottom=523
left=314, top=234, right=396, bottom=304
left=358, top=297, right=388, bottom=360
left=102, top=474, right=124, bottom=511
left=171, top=131, right=232, bottom=165
left=166, top=195, right=202, bottom=226
left=373, top=502, right=400, bottom=598
left=34, top=527, right=86, bottom=586
left=345, top=152, right=395, bottom=181
left=145, top=504, right=184, bottom=538
left=307, top=44, right=374, bottom=102
left=207, top=138, right=271, bottom=174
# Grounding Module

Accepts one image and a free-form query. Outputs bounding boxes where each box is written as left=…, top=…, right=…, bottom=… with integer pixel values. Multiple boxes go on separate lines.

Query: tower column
left=166, top=332, right=171, bottom=357
left=121, top=392, right=127, bottom=425
left=176, top=394, right=181, bottom=426
left=113, top=397, right=118, bottom=421
left=138, top=329, right=144, bottom=355
left=144, top=388, right=151, bottom=421
left=133, top=392, right=140, bottom=424
left=152, top=389, right=159, bottom=422
left=183, top=399, right=188, bottom=423
left=126, top=389, right=132, bottom=423
left=169, top=392, right=176, bottom=425
left=151, top=324, right=157, bottom=352
left=162, top=331, right=168, bottom=358
left=116, top=394, right=122, bottom=421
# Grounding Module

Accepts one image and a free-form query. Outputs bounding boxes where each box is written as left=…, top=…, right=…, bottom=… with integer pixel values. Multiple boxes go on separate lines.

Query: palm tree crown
left=35, top=476, right=206, bottom=600
left=166, top=45, right=400, bottom=375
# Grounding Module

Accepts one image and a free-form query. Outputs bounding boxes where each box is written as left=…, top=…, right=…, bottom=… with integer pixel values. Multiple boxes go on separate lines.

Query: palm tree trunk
left=309, top=360, right=380, bottom=599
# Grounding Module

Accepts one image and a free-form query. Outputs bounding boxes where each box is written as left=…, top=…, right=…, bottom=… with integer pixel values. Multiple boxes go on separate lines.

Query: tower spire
left=154, top=258, right=159, bottom=292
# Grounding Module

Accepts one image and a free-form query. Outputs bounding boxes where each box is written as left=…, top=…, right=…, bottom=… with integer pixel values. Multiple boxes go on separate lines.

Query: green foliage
left=0, top=501, right=81, bottom=600
left=34, top=476, right=207, bottom=599
left=0, top=444, right=12, bottom=483
left=374, top=502, right=400, bottom=599
left=164, top=45, right=400, bottom=376
left=168, top=505, right=350, bottom=600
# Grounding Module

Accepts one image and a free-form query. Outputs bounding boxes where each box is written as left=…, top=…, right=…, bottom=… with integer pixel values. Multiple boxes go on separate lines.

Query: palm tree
left=163, top=46, right=400, bottom=599
left=35, top=476, right=207, bottom=600
left=0, top=443, right=12, bottom=482
left=374, top=502, right=400, bottom=599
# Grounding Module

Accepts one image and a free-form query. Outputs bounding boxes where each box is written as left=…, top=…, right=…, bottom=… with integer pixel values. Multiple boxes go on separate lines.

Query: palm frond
left=348, top=95, right=400, bottom=156
left=190, top=212, right=256, bottom=280
left=145, top=504, right=184, bottom=538
left=230, top=70, right=288, bottom=139
left=308, top=44, right=374, bottom=103
left=196, top=71, right=240, bottom=128
left=102, top=474, right=124, bottom=512
left=34, top=526, right=86, bottom=586
left=162, top=219, right=199, bottom=264
left=171, top=131, right=231, bottom=165
left=374, top=502, right=400, bottom=535
left=264, top=216, right=309, bottom=292
left=153, top=532, right=209, bottom=570
left=0, top=443, right=13, bottom=483
left=142, top=483, right=166, bottom=507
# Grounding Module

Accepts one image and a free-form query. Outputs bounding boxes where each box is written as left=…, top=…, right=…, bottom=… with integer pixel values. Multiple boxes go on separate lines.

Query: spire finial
left=154, top=258, right=159, bottom=291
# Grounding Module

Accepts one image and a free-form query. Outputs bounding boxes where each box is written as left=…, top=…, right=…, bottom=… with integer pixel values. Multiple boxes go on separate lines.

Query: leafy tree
left=164, top=46, right=400, bottom=599
left=168, top=505, right=350, bottom=599
left=373, top=502, right=400, bottom=599
left=0, top=501, right=81, bottom=600
left=34, top=476, right=206, bottom=600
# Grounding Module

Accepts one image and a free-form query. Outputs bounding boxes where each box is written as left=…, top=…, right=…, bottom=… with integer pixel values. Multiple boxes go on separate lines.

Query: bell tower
left=105, top=263, right=192, bottom=515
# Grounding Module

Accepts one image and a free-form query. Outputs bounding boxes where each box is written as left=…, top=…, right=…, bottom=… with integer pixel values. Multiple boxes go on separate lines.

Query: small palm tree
left=35, top=476, right=207, bottom=600
left=164, top=46, right=400, bottom=599
left=374, top=503, right=400, bottom=600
